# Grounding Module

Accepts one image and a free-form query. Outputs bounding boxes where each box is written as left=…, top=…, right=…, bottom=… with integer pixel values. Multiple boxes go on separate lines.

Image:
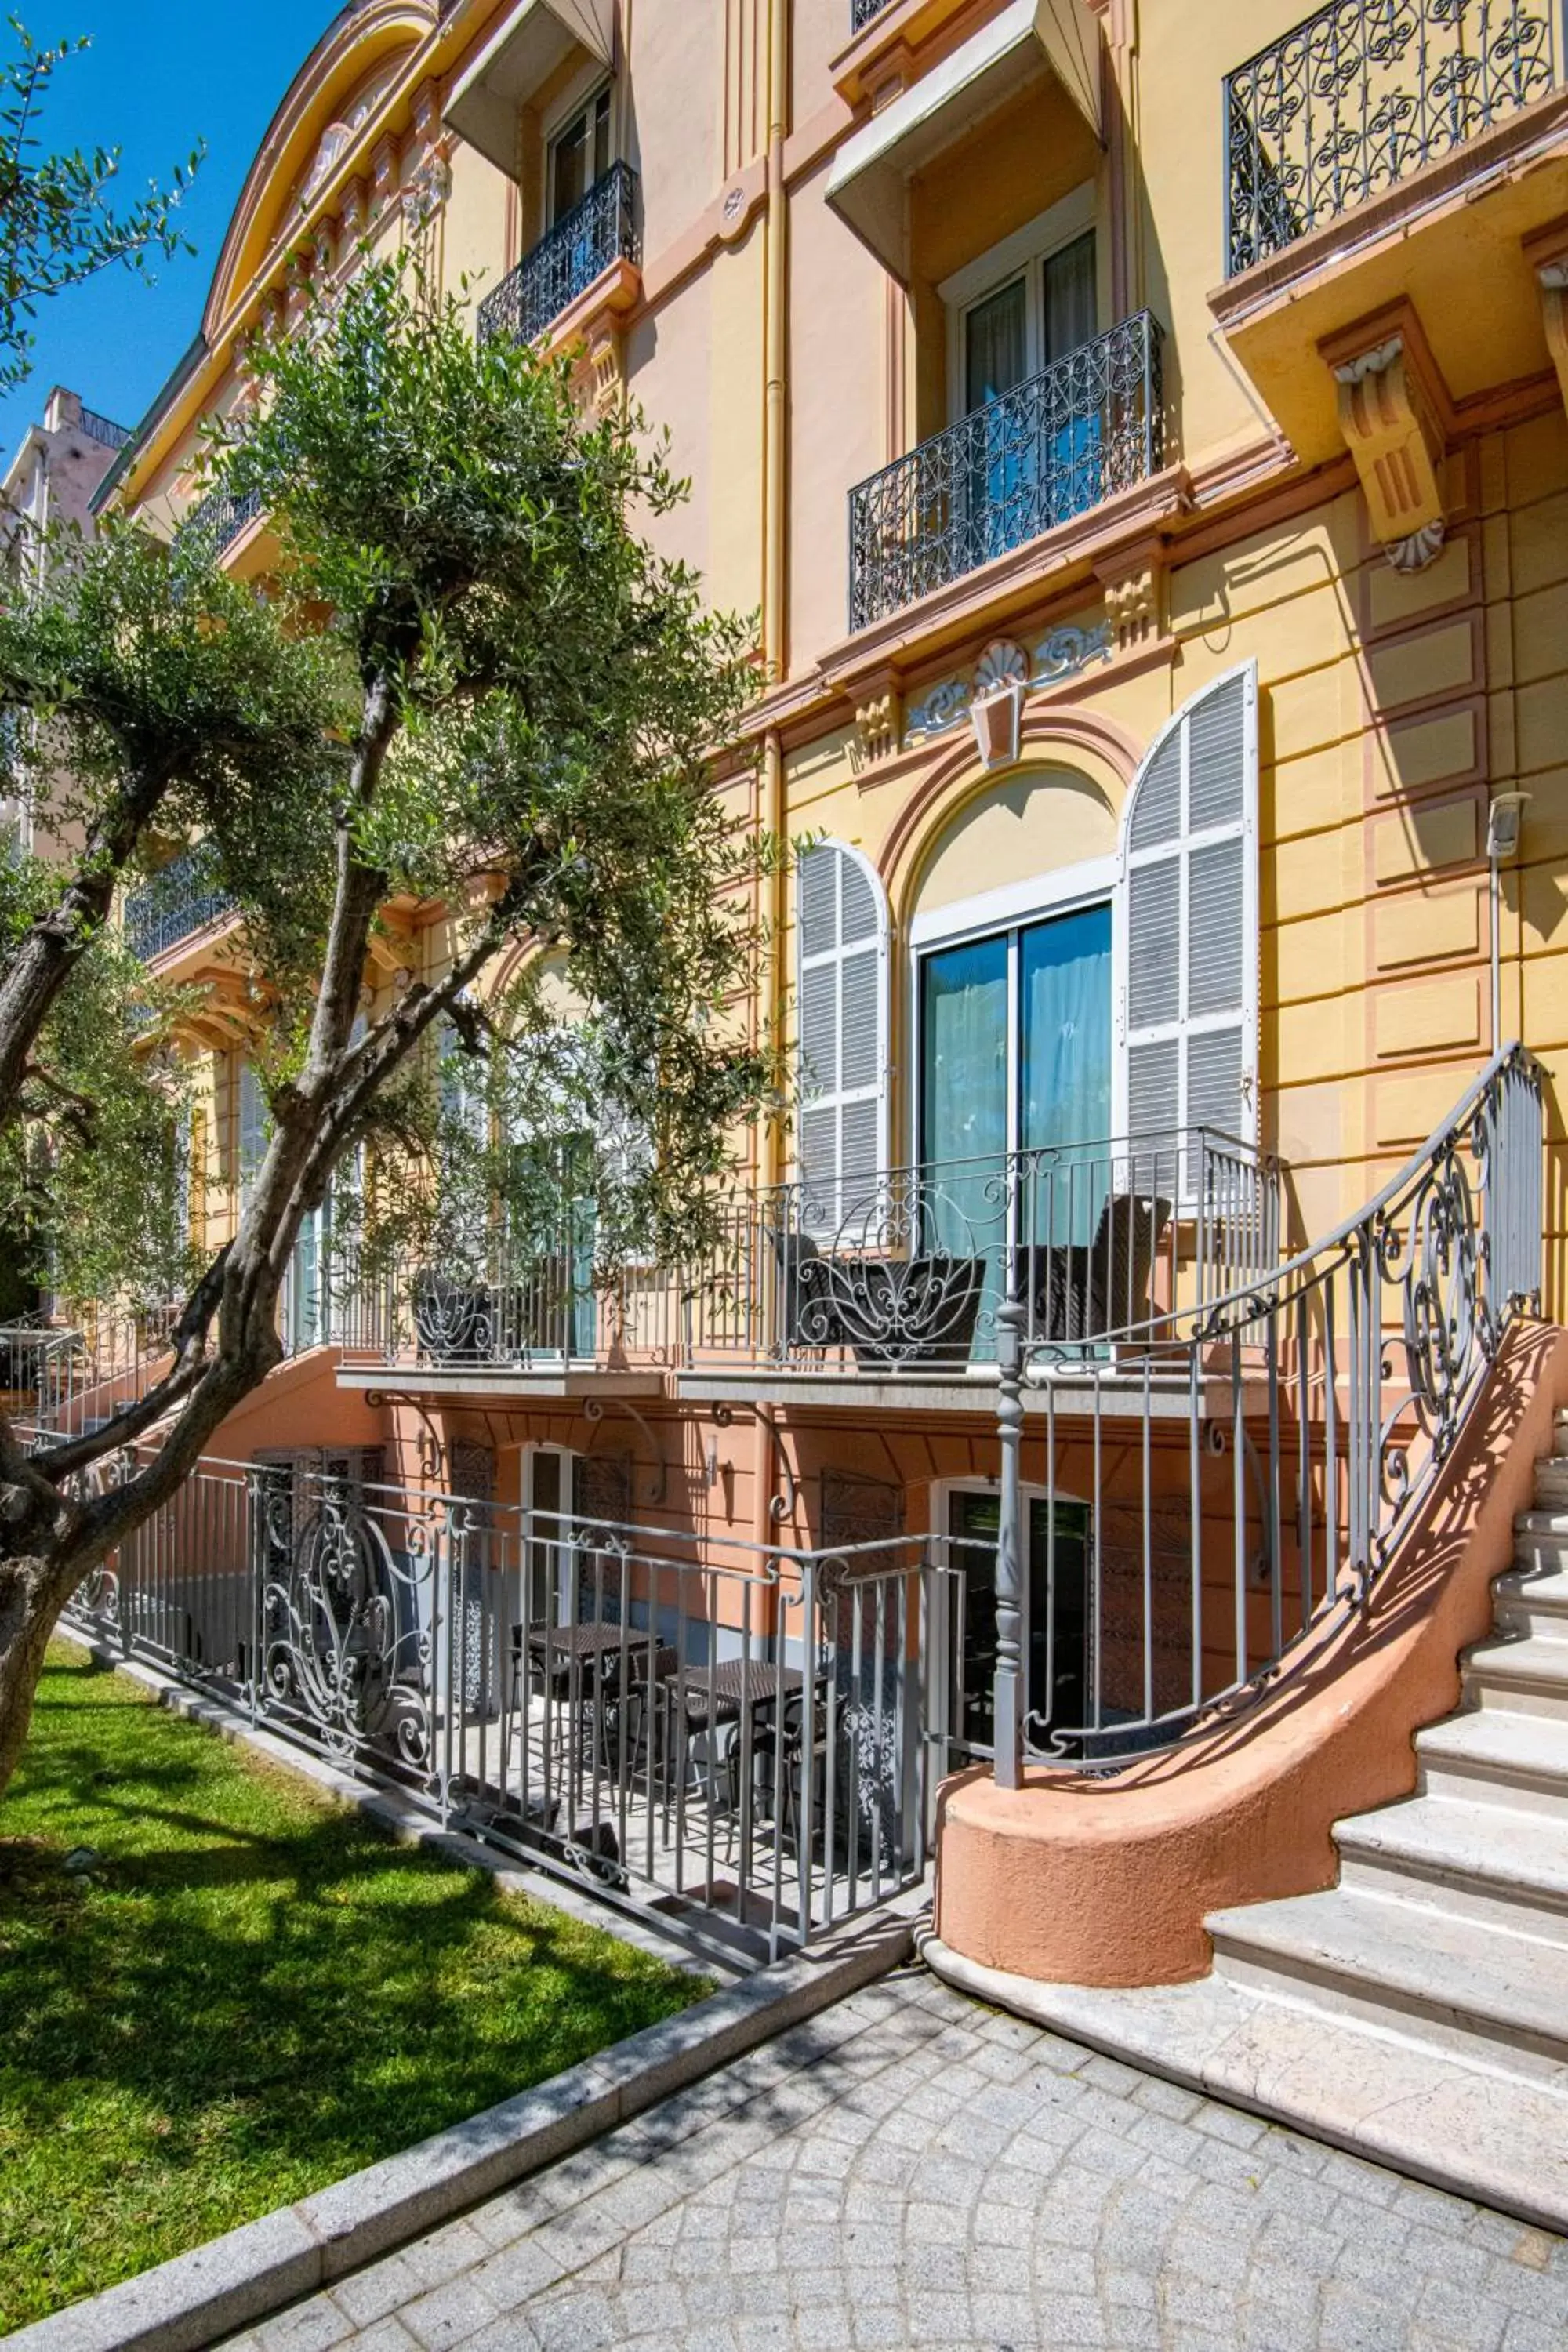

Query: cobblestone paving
left=227, top=1969, right=1568, bottom=2352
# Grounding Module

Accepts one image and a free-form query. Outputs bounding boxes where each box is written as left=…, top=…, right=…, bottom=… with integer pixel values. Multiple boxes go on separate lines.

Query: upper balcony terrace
left=1214, top=0, right=1568, bottom=488
left=123, top=843, right=238, bottom=966
left=847, top=309, right=1164, bottom=633
left=477, top=161, right=641, bottom=352
left=323, top=1123, right=1283, bottom=1410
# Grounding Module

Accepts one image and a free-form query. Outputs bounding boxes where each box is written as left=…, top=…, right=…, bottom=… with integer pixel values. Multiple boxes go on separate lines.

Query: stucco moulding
left=904, top=622, right=1114, bottom=751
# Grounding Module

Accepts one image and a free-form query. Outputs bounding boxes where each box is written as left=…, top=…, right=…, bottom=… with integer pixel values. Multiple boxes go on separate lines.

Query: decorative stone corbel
left=970, top=640, right=1029, bottom=771
left=569, top=329, right=625, bottom=421
left=1524, top=221, right=1568, bottom=428
left=853, top=673, right=901, bottom=768
left=1095, top=548, right=1165, bottom=655
left=1323, top=310, right=1450, bottom=572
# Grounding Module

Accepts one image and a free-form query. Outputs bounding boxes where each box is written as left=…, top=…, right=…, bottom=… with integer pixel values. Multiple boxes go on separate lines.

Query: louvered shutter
left=796, top=842, right=888, bottom=1234
left=1116, top=665, right=1258, bottom=1183
left=238, top=1058, right=267, bottom=1211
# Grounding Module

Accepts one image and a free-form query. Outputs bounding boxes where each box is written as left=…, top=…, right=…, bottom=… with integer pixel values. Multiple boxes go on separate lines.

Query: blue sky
left=0, top=2, right=335, bottom=462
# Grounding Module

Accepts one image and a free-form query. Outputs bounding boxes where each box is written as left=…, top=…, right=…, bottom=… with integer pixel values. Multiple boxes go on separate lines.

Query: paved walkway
left=227, top=1968, right=1568, bottom=2352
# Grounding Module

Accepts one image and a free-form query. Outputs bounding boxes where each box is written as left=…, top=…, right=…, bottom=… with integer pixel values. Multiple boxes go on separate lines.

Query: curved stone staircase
left=927, top=1417, right=1568, bottom=2230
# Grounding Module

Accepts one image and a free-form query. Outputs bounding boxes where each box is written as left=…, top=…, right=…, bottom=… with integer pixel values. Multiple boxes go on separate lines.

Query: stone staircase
left=926, top=1417, right=1568, bottom=2229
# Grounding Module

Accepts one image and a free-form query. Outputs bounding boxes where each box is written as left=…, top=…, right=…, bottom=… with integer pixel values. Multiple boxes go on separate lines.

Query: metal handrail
left=477, top=161, right=641, bottom=348
left=1224, top=0, right=1561, bottom=276
left=847, top=310, right=1164, bottom=631
left=78, top=406, right=132, bottom=451
left=850, top=0, right=896, bottom=28
left=985, top=1043, right=1547, bottom=1777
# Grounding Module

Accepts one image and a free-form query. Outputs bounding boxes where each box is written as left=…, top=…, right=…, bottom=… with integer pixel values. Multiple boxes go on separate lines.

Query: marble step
left=1333, top=1791, right=1568, bottom=1938
left=1528, top=1459, right=1568, bottom=1512
left=921, top=1931, right=1568, bottom=2237
left=1417, top=1707, right=1568, bottom=1814
left=1462, top=1632, right=1568, bottom=1717
left=1208, top=1884, right=1568, bottom=2079
left=1494, top=1566, right=1568, bottom=1632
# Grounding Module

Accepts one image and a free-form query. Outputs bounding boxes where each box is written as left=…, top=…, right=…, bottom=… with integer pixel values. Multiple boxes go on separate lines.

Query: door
left=949, top=1490, right=1091, bottom=1758
left=920, top=902, right=1112, bottom=1352
left=1041, top=231, right=1099, bottom=526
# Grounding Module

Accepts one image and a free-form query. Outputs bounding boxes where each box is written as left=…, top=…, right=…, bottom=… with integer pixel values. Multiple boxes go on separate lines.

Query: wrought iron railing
left=124, top=844, right=237, bottom=961
left=78, top=405, right=132, bottom=451
left=179, top=482, right=262, bottom=558
left=61, top=1450, right=957, bottom=1962
left=324, top=1126, right=1281, bottom=1381
left=851, top=0, right=897, bottom=29
left=848, top=310, right=1164, bottom=632
left=982, top=1044, right=1546, bottom=1777
left=1, top=1302, right=178, bottom=1439
left=1225, top=0, right=1561, bottom=276
left=477, top=162, right=641, bottom=348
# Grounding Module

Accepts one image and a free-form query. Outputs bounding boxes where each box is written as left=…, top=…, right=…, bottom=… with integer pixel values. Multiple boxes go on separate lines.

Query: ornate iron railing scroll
left=1225, top=0, right=1559, bottom=275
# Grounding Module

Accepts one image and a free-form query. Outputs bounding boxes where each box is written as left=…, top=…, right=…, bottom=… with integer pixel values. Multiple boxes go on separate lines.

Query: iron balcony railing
left=63, top=1448, right=956, bottom=1963
left=77, top=405, right=132, bottom=451
left=124, top=843, right=237, bottom=961
left=1, top=1301, right=179, bottom=1439
left=851, top=0, right=897, bottom=29
left=179, top=482, right=262, bottom=558
left=477, top=161, right=641, bottom=349
left=847, top=310, right=1164, bottom=633
left=1225, top=0, right=1561, bottom=276
left=321, top=1125, right=1281, bottom=1381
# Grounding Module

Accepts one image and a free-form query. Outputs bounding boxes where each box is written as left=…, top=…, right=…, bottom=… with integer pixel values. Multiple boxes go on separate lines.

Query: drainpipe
left=1486, top=793, right=1530, bottom=1054
left=760, top=2, right=789, bottom=1195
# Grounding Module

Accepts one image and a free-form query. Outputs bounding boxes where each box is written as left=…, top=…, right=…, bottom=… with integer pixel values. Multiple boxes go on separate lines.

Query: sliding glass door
left=919, top=901, right=1112, bottom=1350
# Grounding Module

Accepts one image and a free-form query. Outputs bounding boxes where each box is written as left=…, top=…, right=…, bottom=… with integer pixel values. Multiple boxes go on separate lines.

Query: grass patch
left=0, top=1642, right=708, bottom=2332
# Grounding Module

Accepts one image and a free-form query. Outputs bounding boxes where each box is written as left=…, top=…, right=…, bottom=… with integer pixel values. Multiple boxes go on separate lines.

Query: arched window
left=796, top=840, right=890, bottom=1221
left=1114, top=663, right=1258, bottom=1162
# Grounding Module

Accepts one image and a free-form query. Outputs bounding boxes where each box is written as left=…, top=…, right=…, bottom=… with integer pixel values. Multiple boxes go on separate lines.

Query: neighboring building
left=38, top=0, right=1568, bottom=2008
left=0, top=385, right=129, bottom=851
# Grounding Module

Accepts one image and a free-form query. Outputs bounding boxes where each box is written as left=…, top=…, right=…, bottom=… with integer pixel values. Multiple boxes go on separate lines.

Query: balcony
left=326, top=1123, right=1280, bottom=1400
left=850, top=0, right=895, bottom=28
left=1225, top=0, right=1559, bottom=277
left=125, top=844, right=237, bottom=963
left=1214, top=0, right=1568, bottom=470
left=477, top=162, right=641, bottom=350
left=179, top=483, right=262, bottom=560
left=846, top=310, right=1163, bottom=634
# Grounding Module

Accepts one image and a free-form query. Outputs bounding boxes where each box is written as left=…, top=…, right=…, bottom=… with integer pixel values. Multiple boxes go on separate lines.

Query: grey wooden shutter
left=1116, top=665, right=1258, bottom=1171
left=797, top=842, right=888, bottom=1231
left=238, top=1057, right=267, bottom=1211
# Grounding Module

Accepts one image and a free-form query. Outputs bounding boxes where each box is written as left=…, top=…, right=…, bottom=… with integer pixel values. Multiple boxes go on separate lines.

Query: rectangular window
left=550, top=86, right=612, bottom=224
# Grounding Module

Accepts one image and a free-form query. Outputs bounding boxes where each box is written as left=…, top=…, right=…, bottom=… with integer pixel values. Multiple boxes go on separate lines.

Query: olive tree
left=0, top=256, right=769, bottom=1798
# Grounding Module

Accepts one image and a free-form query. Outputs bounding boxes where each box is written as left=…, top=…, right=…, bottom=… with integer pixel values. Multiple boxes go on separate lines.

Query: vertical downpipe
left=993, top=1297, right=1026, bottom=1789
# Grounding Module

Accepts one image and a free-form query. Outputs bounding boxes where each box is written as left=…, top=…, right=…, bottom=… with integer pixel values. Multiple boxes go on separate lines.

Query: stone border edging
left=9, top=1907, right=920, bottom=2352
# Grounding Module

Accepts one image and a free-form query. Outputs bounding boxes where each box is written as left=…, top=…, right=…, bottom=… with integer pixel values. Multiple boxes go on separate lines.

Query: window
left=796, top=841, right=889, bottom=1231
left=944, top=188, right=1098, bottom=425
left=1114, top=664, right=1259, bottom=1171
left=549, top=85, right=611, bottom=224
left=238, top=1058, right=267, bottom=1213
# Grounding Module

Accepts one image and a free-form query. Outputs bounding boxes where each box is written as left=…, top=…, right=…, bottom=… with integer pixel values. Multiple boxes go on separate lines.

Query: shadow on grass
left=0, top=1647, right=706, bottom=2333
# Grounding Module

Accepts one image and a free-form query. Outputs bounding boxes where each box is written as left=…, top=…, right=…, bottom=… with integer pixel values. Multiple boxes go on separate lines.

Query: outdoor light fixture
left=1487, top=791, right=1530, bottom=862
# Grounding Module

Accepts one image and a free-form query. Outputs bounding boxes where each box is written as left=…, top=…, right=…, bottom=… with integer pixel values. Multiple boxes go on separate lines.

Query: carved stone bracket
left=853, top=675, right=901, bottom=768
left=1525, top=220, right=1568, bottom=430
left=1322, top=309, right=1451, bottom=572
left=1096, top=554, right=1163, bottom=653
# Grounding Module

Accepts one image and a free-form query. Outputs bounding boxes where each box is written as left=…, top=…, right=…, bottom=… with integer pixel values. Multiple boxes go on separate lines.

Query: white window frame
left=793, top=837, right=892, bottom=1207
left=1111, top=659, right=1260, bottom=1159
left=543, top=71, right=615, bottom=228
left=906, top=851, right=1117, bottom=1170
left=523, top=1442, right=579, bottom=1622
left=939, top=183, right=1098, bottom=426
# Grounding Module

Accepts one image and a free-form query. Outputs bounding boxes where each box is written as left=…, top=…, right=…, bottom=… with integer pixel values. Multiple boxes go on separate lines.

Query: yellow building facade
left=61, top=0, right=1568, bottom=1968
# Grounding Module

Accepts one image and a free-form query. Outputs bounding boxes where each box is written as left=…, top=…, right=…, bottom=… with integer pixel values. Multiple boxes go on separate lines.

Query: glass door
left=1042, top=232, right=1099, bottom=526
left=920, top=902, right=1112, bottom=1354
left=949, top=1490, right=1091, bottom=1757
left=964, top=276, right=1031, bottom=564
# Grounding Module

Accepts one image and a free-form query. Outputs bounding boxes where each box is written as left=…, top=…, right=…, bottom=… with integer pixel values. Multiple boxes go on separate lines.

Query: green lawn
left=0, top=1642, right=707, bottom=2334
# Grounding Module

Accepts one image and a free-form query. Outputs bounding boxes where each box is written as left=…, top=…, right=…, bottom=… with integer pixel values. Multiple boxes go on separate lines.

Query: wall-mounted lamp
left=704, top=1438, right=720, bottom=1490
left=1487, top=791, right=1530, bottom=862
